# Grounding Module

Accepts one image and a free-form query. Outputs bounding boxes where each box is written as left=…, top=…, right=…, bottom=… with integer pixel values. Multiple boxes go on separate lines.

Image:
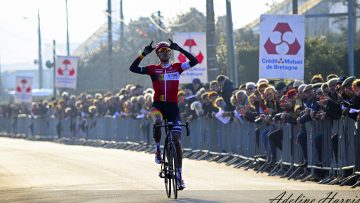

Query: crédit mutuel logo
left=264, top=22, right=301, bottom=55
left=262, top=22, right=303, bottom=71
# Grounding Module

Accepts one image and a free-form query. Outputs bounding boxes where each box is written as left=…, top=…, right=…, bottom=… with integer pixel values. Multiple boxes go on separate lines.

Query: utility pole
left=107, top=0, right=113, bottom=90
left=348, top=0, right=355, bottom=76
left=292, top=0, right=298, bottom=14
left=206, top=0, right=217, bottom=82
left=37, top=9, right=43, bottom=89
left=225, top=0, right=238, bottom=87
left=52, top=40, right=56, bottom=98
left=65, top=0, right=70, bottom=56
left=120, top=0, right=124, bottom=47
left=158, top=11, right=163, bottom=39
left=0, top=56, right=2, bottom=94
left=107, top=0, right=113, bottom=56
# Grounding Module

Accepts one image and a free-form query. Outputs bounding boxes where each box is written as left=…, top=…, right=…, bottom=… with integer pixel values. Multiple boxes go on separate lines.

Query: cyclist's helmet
left=155, top=41, right=170, bottom=53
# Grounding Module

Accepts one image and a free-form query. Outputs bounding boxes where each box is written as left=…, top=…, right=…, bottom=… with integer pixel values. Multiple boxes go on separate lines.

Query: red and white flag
left=173, top=32, right=208, bottom=84
left=259, top=15, right=305, bottom=80
left=55, top=55, right=79, bottom=89
left=15, top=76, right=33, bottom=103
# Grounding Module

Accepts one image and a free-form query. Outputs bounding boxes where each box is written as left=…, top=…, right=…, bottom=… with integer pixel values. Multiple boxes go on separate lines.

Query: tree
left=304, top=36, right=345, bottom=81
left=169, top=8, right=206, bottom=33
left=77, top=8, right=207, bottom=93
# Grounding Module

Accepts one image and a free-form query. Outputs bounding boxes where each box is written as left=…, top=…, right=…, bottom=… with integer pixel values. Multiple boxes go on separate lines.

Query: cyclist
left=129, top=39, right=198, bottom=190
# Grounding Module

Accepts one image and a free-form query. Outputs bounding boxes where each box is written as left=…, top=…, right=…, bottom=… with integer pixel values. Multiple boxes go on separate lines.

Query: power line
left=148, top=14, right=169, bottom=33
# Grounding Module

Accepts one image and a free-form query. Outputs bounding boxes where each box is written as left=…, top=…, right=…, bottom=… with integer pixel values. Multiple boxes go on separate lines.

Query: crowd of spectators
left=1, top=73, right=360, bottom=170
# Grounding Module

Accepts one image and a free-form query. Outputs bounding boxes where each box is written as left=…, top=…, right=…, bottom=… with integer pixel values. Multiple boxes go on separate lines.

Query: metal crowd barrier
left=0, top=115, right=359, bottom=187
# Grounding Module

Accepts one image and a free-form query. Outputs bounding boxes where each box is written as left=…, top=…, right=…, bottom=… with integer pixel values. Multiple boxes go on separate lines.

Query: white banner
left=259, top=15, right=305, bottom=80
left=15, top=76, right=33, bottom=103
left=55, top=55, right=79, bottom=89
left=173, top=32, right=208, bottom=84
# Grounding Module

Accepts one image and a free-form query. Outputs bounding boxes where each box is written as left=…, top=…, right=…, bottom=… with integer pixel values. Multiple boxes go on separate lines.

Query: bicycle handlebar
left=153, top=122, right=190, bottom=136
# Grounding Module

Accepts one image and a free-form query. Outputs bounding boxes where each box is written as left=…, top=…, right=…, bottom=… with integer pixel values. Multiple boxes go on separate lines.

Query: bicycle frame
left=153, top=120, right=190, bottom=199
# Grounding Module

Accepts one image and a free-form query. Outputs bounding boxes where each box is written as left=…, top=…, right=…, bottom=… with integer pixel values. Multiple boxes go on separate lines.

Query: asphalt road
left=0, top=137, right=358, bottom=203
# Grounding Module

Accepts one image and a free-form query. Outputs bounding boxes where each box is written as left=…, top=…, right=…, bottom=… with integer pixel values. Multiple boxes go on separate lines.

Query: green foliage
left=77, top=7, right=360, bottom=91
left=170, top=8, right=206, bottom=33
left=77, top=8, right=206, bottom=93
left=304, top=36, right=345, bottom=81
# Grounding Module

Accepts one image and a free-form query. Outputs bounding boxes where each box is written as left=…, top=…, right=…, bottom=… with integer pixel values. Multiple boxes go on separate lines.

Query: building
left=1, top=68, right=53, bottom=91
left=244, top=0, right=360, bottom=36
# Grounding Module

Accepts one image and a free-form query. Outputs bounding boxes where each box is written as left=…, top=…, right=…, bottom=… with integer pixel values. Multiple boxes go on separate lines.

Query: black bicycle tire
left=164, top=140, right=171, bottom=198
left=171, top=142, right=178, bottom=199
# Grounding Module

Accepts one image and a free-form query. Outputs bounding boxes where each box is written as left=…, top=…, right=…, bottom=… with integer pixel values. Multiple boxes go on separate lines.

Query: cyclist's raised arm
left=129, top=41, right=155, bottom=74
left=168, top=39, right=198, bottom=71
left=129, top=56, right=147, bottom=74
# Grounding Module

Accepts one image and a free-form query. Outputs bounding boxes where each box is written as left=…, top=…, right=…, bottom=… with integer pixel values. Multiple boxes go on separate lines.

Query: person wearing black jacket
left=216, top=75, right=235, bottom=111
left=350, top=79, right=360, bottom=121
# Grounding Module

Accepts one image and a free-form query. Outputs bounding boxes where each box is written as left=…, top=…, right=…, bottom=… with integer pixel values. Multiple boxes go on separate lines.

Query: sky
left=0, top=0, right=282, bottom=71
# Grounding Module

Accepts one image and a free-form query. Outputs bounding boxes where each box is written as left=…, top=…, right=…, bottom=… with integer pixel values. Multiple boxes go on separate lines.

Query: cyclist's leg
left=172, top=122, right=185, bottom=189
left=150, top=107, right=163, bottom=163
left=167, top=106, right=185, bottom=188
left=172, top=124, right=182, bottom=169
left=150, top=107, right=163, bottom=142
left=164, top=103, right=183, bottom=169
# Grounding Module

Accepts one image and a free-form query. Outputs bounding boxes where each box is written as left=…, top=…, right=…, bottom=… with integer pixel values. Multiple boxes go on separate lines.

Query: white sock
left=178, top=168, right=182, bottom=179
left=156, top=142, right=160, bottom=151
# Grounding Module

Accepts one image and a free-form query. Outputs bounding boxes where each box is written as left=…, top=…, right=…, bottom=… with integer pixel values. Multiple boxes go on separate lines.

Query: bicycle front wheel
left=170, top=142, right=178, bottom=199
left=164, top=144, right=171, bottom=198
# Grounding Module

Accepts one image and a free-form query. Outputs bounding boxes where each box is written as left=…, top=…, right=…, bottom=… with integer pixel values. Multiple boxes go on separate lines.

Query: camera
left=254, top=117, right=263, bottom=124
left=273, top=113, right=283, bottom=121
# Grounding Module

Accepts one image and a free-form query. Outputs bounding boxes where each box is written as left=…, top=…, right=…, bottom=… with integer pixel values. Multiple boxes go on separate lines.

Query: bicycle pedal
left=159, top=172, right=165, bottom=178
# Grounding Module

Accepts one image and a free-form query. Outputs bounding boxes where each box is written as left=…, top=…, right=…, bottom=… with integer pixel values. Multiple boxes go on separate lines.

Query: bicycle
left=153, top=120, right=190, bottom=199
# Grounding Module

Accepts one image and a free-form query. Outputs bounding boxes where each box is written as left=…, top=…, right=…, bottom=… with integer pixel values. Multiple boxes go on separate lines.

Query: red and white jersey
left=146, top=62, right=190, bottom=102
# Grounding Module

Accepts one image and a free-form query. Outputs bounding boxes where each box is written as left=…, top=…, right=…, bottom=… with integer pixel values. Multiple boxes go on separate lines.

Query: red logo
left=57, top=59, right=75, bottom=76
left=264, top=22, right=301, bottom=55
left=177, top=39, right=204, bottom=64
left=16, top=79, right=31, bottom=93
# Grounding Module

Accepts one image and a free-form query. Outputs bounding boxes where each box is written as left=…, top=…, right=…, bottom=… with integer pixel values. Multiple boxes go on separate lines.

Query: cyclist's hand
left=142, top=41, right=155, bottom=56
left=168, top=39, right=181, bottom=51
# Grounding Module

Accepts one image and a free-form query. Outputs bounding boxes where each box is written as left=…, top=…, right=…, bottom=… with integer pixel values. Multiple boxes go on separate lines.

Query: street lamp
left=23, top=10, right=47, bottom=90
left=37, top=9, right=43, bottom=89
left=66, top=0, right=70, bottom=56
left=46, top=40, right=57, bottom=98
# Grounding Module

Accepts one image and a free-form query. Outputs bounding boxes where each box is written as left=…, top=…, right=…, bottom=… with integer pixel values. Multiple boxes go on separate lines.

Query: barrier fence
left=0, top=115, right=359, bottom=187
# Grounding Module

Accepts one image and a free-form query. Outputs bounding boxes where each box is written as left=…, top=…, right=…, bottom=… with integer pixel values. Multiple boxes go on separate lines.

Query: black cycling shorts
left=152, top=101, right=182, bottom=133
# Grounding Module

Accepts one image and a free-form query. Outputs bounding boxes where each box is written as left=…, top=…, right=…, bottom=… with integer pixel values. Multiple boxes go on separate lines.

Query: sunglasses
left=157, top=47, right=171, bottom=53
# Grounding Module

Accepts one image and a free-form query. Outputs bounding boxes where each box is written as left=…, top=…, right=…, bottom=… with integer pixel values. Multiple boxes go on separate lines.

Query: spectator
left=320, top=83, right=329, bottom=96
left=311, top=74, right=324, bottom=84
left=293, top=80, right=304, bottom=91
left=275, top=81, right=287, bottom=99
left=216, top=75, right=235, bottom=111
left=326, top=74, right=338, bottom=81
left=239, top=84, right=246, bottom=91
left=257, top=82, right=269, bottom=95
left=61, top=91, right=70, bottom=106
left=209, top=80, right=220, bottom=93
left=327, top=78, right=339, bottom=101
left=245, top=82, right=256, bottom=96
left=192, top=78, right=203, bottom=94
left=178, top=91, right=186, bottom=119
left=349, top=79, right=360, bottom=121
